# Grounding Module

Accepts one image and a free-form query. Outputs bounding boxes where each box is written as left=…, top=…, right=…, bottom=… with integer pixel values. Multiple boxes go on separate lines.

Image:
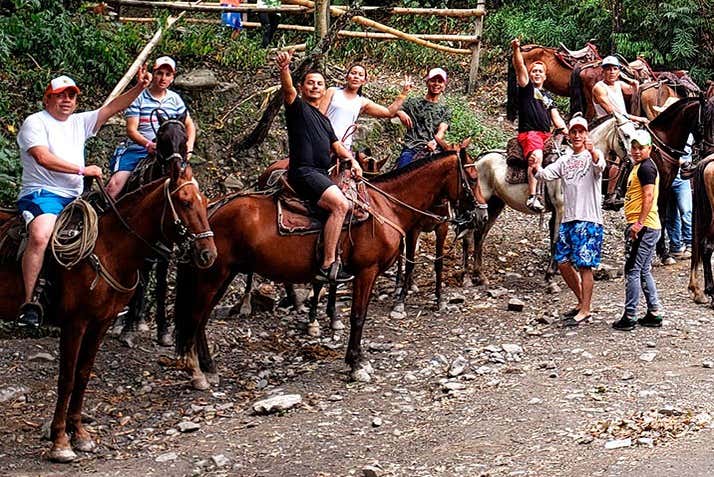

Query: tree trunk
left=609, top=0, right=623, bottom=52
left=314, top=0, right=329, bottom=40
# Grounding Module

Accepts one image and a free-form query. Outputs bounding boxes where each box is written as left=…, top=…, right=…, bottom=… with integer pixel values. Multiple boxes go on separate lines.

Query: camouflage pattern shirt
left=400, top=97, right=451, bottom=150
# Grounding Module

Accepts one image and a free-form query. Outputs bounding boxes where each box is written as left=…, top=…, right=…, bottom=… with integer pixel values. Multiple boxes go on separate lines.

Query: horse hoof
left=157, top=332, right=173, bottom=348
left=331, top=319, right=345, bottom=331
left=72, top=437, right=97, bottom=453
left=392, top=302, right=405, bottom=314
left=546, top=282, right=561, bottom=294
left=48, top=446, right=77, bottom=463
left=205, top=372, right=220, bottom=385
left=239, top=304, right=252, bottom=317
left=694, top=294, right=708, bottom=304
left=191, top=376, right=210, bottom=391
left=118, top=333, right=135, bottom=349
left=462, top=276, right=473, bottom=288
left=307, top=321, right=321, bottom=337
left=137, top=320, right=150, bottom=333
left=351, top=368, right=372, bottom=383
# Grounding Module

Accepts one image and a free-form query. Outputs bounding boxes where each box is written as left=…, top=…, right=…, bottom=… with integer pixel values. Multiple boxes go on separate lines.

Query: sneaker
left=661, top=255, right=676, bottom=266
left=612, top=315, right=637, bottom=331
left=526, top=195, right=545, bottom=213
left=315, top=263, right=354, bottom=283
left=638, top=311, right=663, bottom=328
left=671, top=246, right=692, bottom=259
left=17, top=302, right=42, bottom=328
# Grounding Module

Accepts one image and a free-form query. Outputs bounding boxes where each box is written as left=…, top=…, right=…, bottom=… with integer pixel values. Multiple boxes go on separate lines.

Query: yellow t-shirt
left=624, top=159, right=660, bottom=229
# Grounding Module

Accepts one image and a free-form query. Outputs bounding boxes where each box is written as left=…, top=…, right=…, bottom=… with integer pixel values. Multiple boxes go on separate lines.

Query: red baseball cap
left=45, top=75, right=80, bottom=96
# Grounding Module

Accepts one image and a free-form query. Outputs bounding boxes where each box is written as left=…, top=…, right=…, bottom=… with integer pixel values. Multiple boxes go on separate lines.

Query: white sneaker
left=526, top=195, right=545, bottom=213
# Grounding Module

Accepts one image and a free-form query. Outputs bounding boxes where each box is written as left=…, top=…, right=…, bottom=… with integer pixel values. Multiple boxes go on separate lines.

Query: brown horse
left=0, top=119, right=217, bottom=462
left=687, top=94, right=714, bottom=305
left=174, top=149, right=486, bottom=389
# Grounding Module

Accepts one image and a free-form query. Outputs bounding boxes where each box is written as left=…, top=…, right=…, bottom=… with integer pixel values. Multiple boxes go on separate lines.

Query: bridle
left=160, top=177, right=214, bottom=263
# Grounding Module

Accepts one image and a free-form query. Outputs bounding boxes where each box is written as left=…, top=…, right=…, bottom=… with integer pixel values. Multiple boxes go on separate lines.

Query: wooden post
left=467, top=0, right=486, bottom=93
left=314, top=0, right=329, bottom=40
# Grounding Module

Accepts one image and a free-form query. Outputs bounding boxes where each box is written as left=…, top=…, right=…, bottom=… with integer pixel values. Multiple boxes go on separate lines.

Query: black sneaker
left=315, top=264, right=354, bottom=283
left=638, top=311, right=663, bottom=328
left=17, top=302, right=42, bottom=328
left=612, top=315, right=637, bottom=331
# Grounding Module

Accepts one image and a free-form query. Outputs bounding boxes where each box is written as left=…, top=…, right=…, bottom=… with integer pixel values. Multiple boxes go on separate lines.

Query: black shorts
left=288, top=167, right=335, bottom=203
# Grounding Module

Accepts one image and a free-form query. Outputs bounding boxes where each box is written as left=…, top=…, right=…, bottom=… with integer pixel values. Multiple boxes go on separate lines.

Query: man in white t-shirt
left=535, top=115, right=606, bottom=326
left=15, top=68, right=151, bottom=327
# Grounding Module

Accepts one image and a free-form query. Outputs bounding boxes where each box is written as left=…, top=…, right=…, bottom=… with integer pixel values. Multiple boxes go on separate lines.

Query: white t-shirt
left=17, top=109, right=99, bottom=199
left=326, top=88, right=364, bottom=148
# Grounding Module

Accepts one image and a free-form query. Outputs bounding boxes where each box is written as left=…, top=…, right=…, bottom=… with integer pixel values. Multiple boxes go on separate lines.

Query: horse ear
left=460, top=137, right=472, bottom=149
left=157, top=109, right=168, bottom=125
left=176, top=110, right=187, bottom=124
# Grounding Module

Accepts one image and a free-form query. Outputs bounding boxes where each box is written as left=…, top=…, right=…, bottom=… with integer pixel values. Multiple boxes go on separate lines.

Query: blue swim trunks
left=17, top=190, right=74, bottom=224
left=555, top=220, right=604, bottom=268
left=110, top=143, right=148, bottom=173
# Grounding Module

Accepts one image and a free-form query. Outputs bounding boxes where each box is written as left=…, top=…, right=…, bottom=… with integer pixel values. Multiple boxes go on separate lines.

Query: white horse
left=462, top=113, right=637, bottom=290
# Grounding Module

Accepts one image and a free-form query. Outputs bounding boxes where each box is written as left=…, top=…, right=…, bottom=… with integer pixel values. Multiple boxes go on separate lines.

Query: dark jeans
left=259, top=12, right=279, bottom=47
left=624, top=225, right=661, bottom=318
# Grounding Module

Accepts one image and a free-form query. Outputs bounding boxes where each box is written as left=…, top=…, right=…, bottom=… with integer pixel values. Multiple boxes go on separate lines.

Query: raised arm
left=319, top=86, right=336, bottom=114
left=185, top=113, right=196, bottom=158
left=96, top=65, right=151, bottom=132
left=276, top=50, right=297, bottom=105
left=511, top=38, right=529, bottom=88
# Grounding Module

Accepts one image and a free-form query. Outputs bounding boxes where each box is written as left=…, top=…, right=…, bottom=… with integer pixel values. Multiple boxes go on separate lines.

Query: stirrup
left=17, top=302, right=43, bottom=328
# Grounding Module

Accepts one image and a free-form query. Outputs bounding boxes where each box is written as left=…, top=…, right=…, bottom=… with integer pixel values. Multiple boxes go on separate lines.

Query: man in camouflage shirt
left=396, top=67, right=452, bottom=168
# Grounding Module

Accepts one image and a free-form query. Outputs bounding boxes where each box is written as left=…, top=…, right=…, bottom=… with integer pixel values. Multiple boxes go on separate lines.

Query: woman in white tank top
left=320, top=64, right=413, bottom=149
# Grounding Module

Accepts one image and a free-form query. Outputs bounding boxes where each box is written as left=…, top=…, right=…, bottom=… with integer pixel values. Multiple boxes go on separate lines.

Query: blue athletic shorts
left=555, top=220, right=604, bottom=268
left=110, top=143, right=148, bottom=173
left=17, top=190, right=74, bottom=224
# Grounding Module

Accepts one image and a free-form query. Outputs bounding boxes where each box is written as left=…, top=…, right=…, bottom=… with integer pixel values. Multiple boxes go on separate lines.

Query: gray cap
left=601, top=55, right=621, bottom=68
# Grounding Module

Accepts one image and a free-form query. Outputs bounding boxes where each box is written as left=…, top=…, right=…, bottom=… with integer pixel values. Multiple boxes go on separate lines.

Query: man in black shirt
left=276, top=50, right=362, bottom=283
left=511, top=38, right=567, bottom=212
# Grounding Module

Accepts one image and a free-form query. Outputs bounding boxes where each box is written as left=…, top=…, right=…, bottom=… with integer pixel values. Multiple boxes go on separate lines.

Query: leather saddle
left=505, top=133, right=565, bottom=185
left=269, top=166, right=371, bottom=236
left=556, top=42, right=600, bottom=69
left=0, top=212, right=25, bottom=264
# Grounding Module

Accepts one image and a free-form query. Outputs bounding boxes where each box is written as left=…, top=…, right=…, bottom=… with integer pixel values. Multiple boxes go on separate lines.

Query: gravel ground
left=2, top=207, right=714, bottom=477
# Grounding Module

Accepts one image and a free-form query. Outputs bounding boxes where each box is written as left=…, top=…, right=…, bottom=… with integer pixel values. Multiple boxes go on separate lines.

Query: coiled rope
left=51, top=198, right=98, bottom=269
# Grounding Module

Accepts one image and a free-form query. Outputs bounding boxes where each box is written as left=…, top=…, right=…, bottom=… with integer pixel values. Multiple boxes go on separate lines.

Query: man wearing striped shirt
left=106, top=56, right=196, bottom=199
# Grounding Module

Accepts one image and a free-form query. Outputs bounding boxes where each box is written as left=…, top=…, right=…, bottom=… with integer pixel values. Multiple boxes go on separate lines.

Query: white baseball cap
left=630, top=130, right=652, bottom=146
left=568, top=115, right=589, bottom=131
left=426, top=67, right=448, bottom=82
left=153, top=56, right=176, bottom=72
left=45, top=75, right=80, bottom=95
left=601, top=55, right=621, bottom=68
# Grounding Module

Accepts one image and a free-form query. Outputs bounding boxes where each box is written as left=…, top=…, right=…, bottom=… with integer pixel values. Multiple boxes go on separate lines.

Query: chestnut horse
left=174, top=149, right=485, bottom=389
left=0, top=119, right=217, bottom=462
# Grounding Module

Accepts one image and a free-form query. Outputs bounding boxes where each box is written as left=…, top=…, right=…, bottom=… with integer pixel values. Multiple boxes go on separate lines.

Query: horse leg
left=118, top=270, right=147, bottom=348
left=690, top=237, right=708, bottom=304
left=229, top=272, right=253, bottom=317
left=196, top=322, right=219, bottom=385
left=307, top=282, right=323, bottom=337
left=434, top=223, right=447, bottom=310
left=346, top=266, right=379, bottom=382
left=278, top=283, right=298, bottom=309
left=48, top=321, right=88, bottom=462
left=65, top=320, right=113, bottom=454
left=326, top=281, right=344, bottom=332
left=394, top=230, right=418, bottom=313
left=469, top=198, right=504, bottom=287
left=545, top=210, right=561, bottom=294
left=155, top=259, right=172, bottom=347
left=703, top=242, right=714, bottom=307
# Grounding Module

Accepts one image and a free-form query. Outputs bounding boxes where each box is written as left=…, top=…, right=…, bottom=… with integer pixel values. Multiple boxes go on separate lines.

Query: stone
left=604, top=438, right=632, bottom=449
left=224, top=174, right=245, bottom=190
left=27, top=352, right=54, bottom=362
left=448, top=356, right=469, bottom=377
left=703, top=360, right=713, bottom=369
left=372, top=417, right=383, bottom=427
left=637, top=437, right=654, bottom=446
left=442, top=382, right=466, bottom=392
left=363, top=465, right=383, bottom=477
left=251, top=284, right=277, bottom=313
left=594, top=262, right=622, bottom=281
left=212, top=454, right=230, bottom=467
left=174, top=68, right=219, bottom=89
left=448, top=293, right=466, bottom=304
left=390, top=310, right=406, bottom=320
left=501, top=343, right=523, bottom=355
left=252, top=394, right=302, bottom=414
left=156, top=452, right=179, bottom=462
left=507, top=298, right=525, bottom=312
left=486, top=288, right=507, bottom=298
left=639, top=352, right=657, bottom=362
left=0, top=385, right=28, bottom=403
left=178, top=421, right=201, bottom=433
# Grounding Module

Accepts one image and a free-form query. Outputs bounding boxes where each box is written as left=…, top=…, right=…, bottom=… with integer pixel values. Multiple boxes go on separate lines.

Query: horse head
left=702, top=94, right=714, bottom=157
left=151, top=112, right=217, bottom=270
left=452, top=140, right=488, bottom=239
left=588, top=113, right=636, bottom=162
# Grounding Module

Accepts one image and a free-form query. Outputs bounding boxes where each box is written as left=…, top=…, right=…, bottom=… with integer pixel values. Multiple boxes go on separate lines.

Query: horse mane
left=649, top=97, right=699, bottom=130
left=371, top=151, right=456, bottom=184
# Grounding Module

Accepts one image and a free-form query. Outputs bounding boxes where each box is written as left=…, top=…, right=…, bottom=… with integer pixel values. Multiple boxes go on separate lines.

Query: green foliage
left=443, top=95, right=508, bottom=154
left=0, top=133, right=20, bottom=206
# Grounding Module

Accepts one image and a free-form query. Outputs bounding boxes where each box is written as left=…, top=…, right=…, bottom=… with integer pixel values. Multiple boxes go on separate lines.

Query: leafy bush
left=0, top=133, right=20, bottom=206
left=443, top=95, right=508, bottom=154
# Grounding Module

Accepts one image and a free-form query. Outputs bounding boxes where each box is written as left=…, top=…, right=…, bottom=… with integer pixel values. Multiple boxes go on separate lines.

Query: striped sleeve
left=124, top=93, right=143, bottom=118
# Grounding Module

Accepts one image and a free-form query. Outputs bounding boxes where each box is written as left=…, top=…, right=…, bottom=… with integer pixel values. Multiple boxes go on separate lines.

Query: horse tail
left=691, top=161, right=711, bottom=276
left=569, top=64, right=585, bottom=116
left=174, top=263, right=199, bottom=356
left=507, top=59, right=518, bottom=122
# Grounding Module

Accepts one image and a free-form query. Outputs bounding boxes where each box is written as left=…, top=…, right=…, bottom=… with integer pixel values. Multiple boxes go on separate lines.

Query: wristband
left=77, top=165, right=85, bottom=176
left=635, top=221, right=643, bottom=228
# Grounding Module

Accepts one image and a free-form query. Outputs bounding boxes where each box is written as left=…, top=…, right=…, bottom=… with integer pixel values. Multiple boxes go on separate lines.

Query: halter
left=646, top=96, right=714, bottom=162
left=155, top=118, right=189, bottom=167
left=161, top=177, right=215, bottom=263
